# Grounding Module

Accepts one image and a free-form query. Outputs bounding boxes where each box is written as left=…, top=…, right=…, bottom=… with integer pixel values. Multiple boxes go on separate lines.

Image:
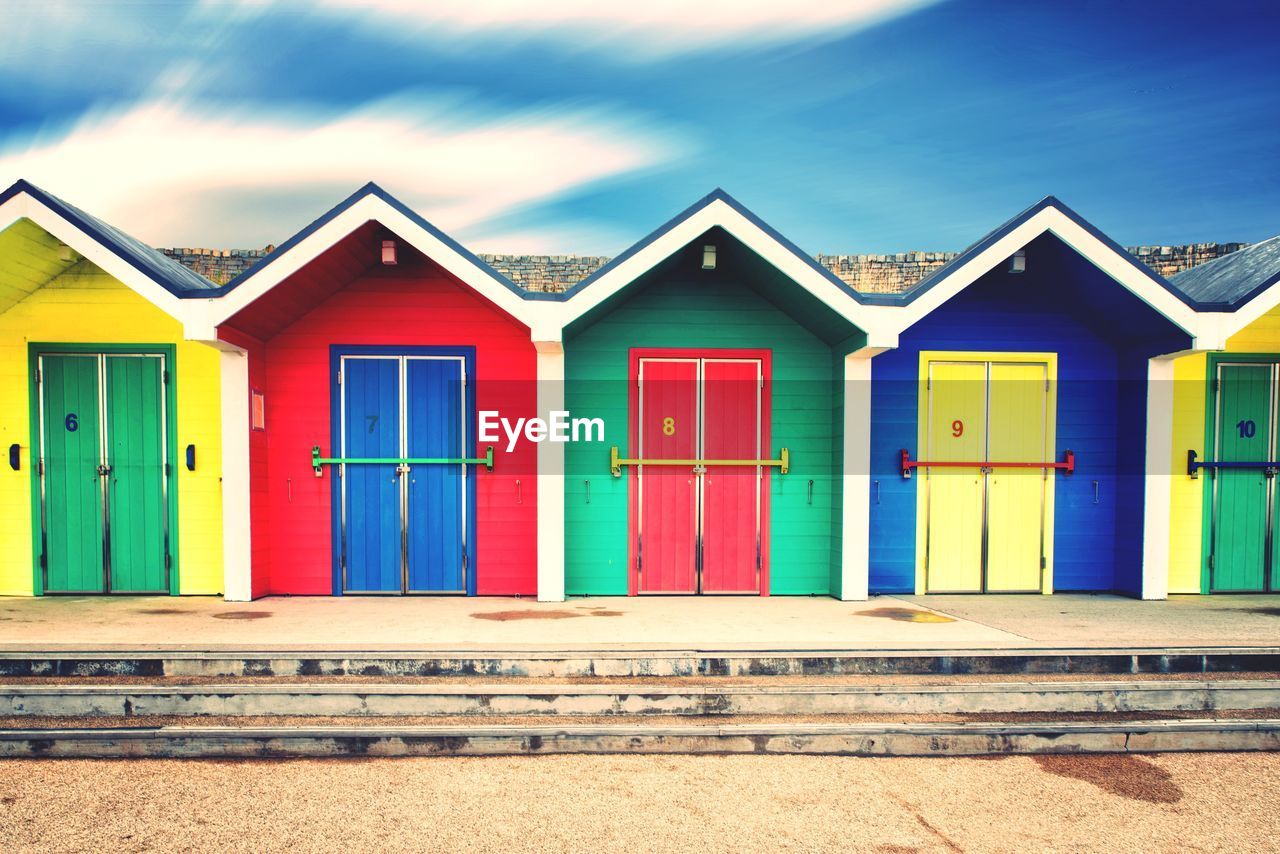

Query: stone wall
left=161, top=241, right=1246, bottom=293
left=160, top=246, right=275, bottom=285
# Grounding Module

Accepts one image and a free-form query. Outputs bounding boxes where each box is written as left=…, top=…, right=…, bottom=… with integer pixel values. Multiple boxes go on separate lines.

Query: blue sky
left=1, top=0, right=1277, bottom=254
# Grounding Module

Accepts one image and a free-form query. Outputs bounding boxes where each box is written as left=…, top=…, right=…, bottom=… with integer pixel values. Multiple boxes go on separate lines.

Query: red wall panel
left=223, top=255, right=537, bottom=596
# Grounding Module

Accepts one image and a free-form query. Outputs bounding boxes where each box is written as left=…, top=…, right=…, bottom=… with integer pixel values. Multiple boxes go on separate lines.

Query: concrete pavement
left=0, top=592, right=1276, bottom=650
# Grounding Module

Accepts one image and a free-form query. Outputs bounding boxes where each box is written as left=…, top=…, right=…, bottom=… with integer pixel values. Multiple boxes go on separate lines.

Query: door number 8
left=662, top=417, right=676, bottom=436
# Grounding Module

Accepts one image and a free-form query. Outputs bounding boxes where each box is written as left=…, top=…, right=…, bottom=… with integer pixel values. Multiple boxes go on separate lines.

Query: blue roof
left=206, top=181, right=524, bottom=300
left=859, top=195, right=1203, bottom=310
left=548, top=187, right=871, bottom=304
left=0, top=179, right=218, bottom=295
left=1169, top=234, right=1280, bottom=310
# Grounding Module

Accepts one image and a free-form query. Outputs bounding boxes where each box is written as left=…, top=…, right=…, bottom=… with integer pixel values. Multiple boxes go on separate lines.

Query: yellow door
left=924, top=362, right=987, bottom=592
left=986, top=363, right=1049, bottom=591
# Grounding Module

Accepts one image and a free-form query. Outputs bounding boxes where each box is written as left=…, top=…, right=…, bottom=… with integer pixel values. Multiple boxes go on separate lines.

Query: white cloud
left=212, top=0, right=937, bottom=57
left=0, top=96, right=682, bottom=248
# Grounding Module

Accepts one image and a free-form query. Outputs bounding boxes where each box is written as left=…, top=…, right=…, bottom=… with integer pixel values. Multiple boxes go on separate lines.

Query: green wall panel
left=564, top=265, right=845, bottom=596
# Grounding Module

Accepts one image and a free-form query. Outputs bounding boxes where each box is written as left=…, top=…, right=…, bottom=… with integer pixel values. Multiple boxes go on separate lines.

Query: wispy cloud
left=0, top=95, right=684, bottom=248
left=215, top=0, right=938, bottom=57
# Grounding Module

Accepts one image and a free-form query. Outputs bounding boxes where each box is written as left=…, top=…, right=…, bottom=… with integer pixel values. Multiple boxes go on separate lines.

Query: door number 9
left=951, top=419, right=964, bottom=438
left=662, top=417, right=676, bottom=436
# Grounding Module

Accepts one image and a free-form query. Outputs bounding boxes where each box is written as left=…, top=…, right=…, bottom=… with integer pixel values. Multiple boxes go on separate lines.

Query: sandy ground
left=0, top=752, right=1277, bottom=853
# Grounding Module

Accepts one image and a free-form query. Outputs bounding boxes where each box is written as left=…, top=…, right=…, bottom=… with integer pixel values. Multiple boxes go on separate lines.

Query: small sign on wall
left=251, top=389, right=266, bottom=431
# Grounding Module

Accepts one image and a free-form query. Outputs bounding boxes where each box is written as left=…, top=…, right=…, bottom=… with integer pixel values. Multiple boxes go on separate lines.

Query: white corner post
left=535, top=340, right=566, bottom=602
left=219, top=347, right=253, bottom=601
left=1141, top=356, right=1175, bottom=600
left=840, top=349, right=879, bottom=601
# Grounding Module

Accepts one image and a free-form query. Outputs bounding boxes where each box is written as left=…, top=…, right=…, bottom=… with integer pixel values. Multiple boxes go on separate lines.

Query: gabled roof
left=864, top=195, right=1211, bottom=346
left=0, top=179, right=218, bottom=297
left=550, top=188, right=891, bottom=343
left=1170, top=234, right=1280, bottom=310
left=202, top=182, right=550, bottom=335
left=866, top=196, right=1200, bottom=308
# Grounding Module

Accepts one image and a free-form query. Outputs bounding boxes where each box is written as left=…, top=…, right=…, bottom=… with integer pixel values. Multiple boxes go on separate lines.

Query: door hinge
left=462, top=547, right=469, bottom=571
left=1045, top=377, right=1050, bottom=392
left=165, top=553, right=172, bottom=569
left=165, top=462, right=172, bottom=477
left=39, top=552, right=46, bottom=569
left=38, top=458, right=44, bottom=476
left=336, top=370, right=342, bottom=385
left=1208, top=554, right=1215, bottom=570
left=34, top=367, right=41, bottom=385
left=926, top=377, right=931, bottom=390
left=1211, top=377, right=1219, bottom=394
left=1040, top=556, right=1047, bottom=569
left=755, top=537, right=762, bottom=570
left=163, top=370, right=170, bottom=384
left=636, top=536, right=642, bottom=574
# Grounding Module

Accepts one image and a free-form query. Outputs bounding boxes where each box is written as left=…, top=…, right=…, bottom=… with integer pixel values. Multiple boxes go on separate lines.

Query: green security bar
left=312, top=445, right=494, bottom=476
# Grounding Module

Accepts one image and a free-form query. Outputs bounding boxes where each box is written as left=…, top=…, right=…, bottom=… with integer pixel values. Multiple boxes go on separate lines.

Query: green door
left=40, top=355, right=106, bottom=593
left=104, top=356, right=168, bottom=592
left=38, top=352, right=170, bottom=594
left=1210, top=363, right=1274, bottom=592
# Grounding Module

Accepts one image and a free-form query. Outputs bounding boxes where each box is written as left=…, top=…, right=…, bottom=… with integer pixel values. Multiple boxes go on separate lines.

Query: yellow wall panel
left=0, top=262, right=223, bottom=595
left=1167, top=352, right=1207, bottom=593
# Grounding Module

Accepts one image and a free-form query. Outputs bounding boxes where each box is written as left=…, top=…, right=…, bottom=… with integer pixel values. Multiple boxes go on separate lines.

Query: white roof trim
left=0, top=192, right=194, bottom=324
left=550, top=197, right=893, bottom=344
left=204, top=194, right=550, bottom=332
left=884, top=206, right=1214, bottom=350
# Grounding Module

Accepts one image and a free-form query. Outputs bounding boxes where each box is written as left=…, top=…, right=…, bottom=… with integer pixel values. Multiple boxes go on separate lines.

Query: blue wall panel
left=868, top=235, right=1188, bottom=594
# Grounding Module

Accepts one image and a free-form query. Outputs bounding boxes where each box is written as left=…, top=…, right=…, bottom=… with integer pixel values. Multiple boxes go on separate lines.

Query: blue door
left=406, top=357, right=466, bottom=592
left=338, top=352, right=469, bottom=594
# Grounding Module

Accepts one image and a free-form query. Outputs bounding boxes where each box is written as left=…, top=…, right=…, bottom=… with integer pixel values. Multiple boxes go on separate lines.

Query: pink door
left=701, top=359, right=762, bottom=593
left=637, top=359, right=698, bottom=593
left=634, top=355, right=765, bottom=595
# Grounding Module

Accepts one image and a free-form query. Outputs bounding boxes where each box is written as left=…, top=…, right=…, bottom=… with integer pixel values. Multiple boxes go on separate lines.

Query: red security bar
left=900, top=448, right=1075, bottom=479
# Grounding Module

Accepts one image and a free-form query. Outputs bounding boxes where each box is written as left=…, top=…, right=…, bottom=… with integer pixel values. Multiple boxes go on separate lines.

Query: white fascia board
left=552, top=198, right=890, bottom=342
left=1043, top=209, right=1201, bottom=341
left=1209, top=285, right=1280, bottom=344
left=1, top=193, right=192, bottom=324
left=884, top=207, right=1205, bottom=346
left=208, top=195, right=540, bottom=332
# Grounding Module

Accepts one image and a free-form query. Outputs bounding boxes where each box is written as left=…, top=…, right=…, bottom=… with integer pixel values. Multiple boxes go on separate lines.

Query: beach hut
left=550, top=191, right=881, bottom=598
left=1165, top=236, right=1280, bottom=592
left=203, top=184, right=549, bottom=598
left=865, top=198, right=1214, bottom=597
left=0, top=180, right=225, bottom=595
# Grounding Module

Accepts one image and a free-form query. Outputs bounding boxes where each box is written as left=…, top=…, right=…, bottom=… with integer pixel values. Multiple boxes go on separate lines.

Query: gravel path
left=0, top=752, right=1276, bottom=852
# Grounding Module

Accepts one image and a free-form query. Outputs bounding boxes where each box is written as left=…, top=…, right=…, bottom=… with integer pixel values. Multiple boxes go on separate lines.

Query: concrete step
left=2, top=647, right=1278, bottom=678
left=2, top=718, right=1276, bottom=757
left=4, top=679, right=1279, bottom=718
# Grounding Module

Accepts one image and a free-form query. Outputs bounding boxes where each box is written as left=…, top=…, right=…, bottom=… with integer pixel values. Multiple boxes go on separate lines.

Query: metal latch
left=395, top=463, right=411, bottom=476
left=692, top=464, right=707, bottom=475
left=96, top=464, right=112, bottom=477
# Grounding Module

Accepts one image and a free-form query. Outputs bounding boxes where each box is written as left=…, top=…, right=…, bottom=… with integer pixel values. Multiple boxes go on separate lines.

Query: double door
left=338, top=353, right=469, bottom=594
left=923, top=359, right=1051, bottom=593
left=1207, top=361, right=1280, bottom=592
left=37, top=352, right=170, bottom=594
left=634, top=356, right=765, bottom=594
